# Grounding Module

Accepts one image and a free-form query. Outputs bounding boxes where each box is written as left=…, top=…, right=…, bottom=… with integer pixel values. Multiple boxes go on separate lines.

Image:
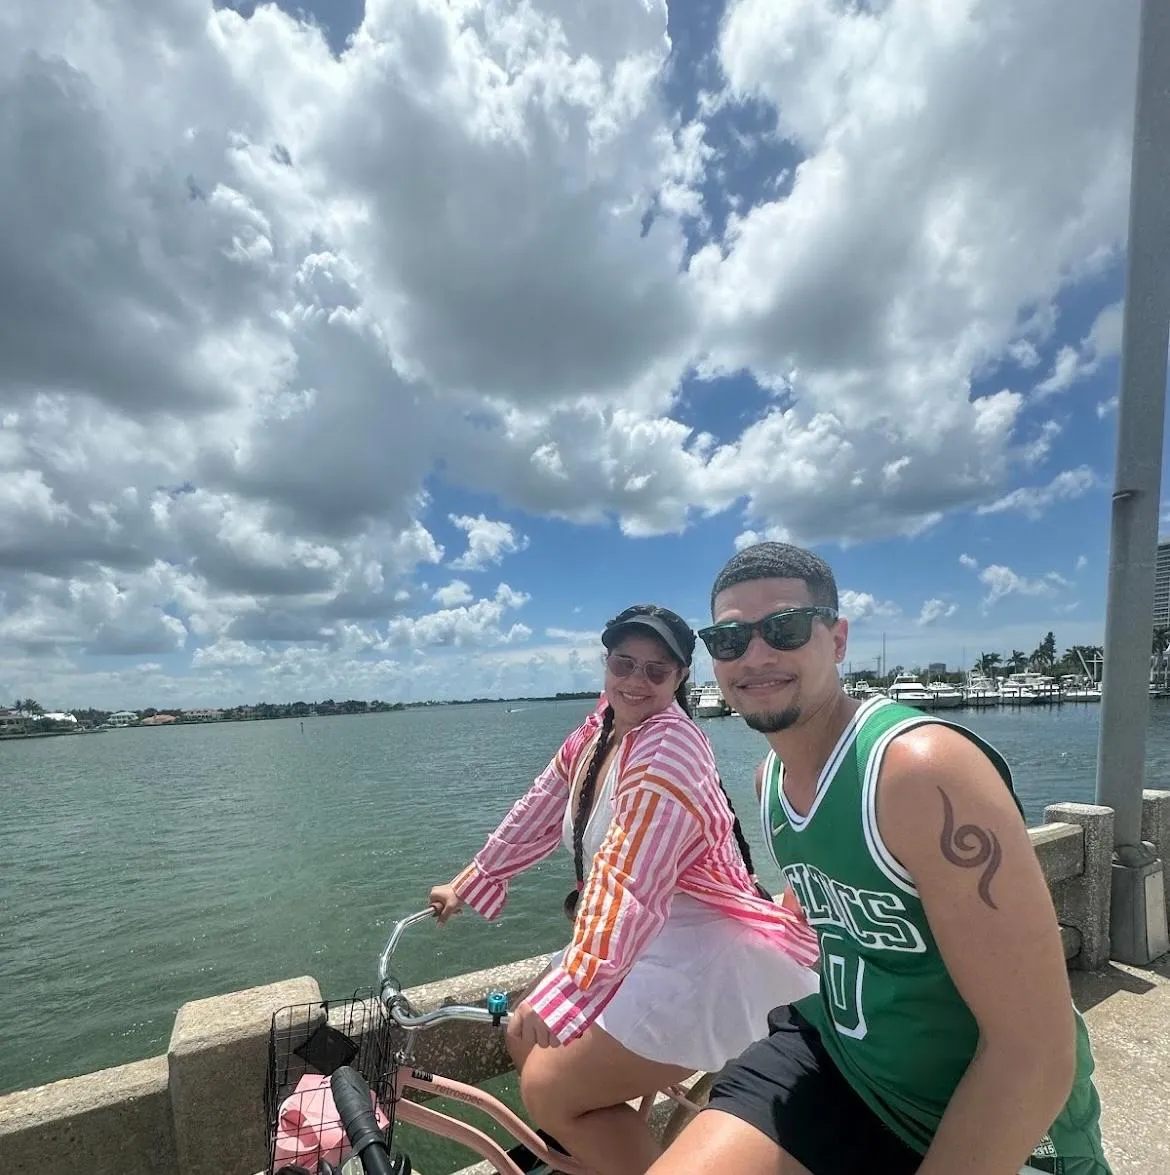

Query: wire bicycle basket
left=263, top=989, right=399, bottom=1174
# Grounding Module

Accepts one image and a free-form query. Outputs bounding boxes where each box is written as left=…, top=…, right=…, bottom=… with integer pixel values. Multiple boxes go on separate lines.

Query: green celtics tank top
left=761, top=697, right=1109, bottom=1172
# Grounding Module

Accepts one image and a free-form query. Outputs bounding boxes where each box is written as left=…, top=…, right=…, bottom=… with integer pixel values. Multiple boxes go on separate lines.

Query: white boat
left=694, top=682, right=729, bottom=718
left=1005, top=671, right=1061, bottom=704
left=1059, top=675, right=1101, bottom=702
left=886, top=674, right=933, bottom=708
left=963, top=672, right=1000, bottom=707
left=998, top=678, right=1038, bottom=705
left=925, top=680, right=964, bottom=709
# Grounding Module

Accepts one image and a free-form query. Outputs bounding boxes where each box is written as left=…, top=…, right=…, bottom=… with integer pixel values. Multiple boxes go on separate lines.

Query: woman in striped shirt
left=428, top=605, right=819, bottom=1175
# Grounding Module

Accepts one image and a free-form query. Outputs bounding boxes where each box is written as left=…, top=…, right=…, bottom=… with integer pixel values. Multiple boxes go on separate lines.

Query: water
left=2, top=700, right=1168, bottom=1162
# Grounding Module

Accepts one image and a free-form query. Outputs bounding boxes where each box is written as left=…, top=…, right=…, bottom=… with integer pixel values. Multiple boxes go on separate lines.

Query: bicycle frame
left=392, top=1064, right=700, bottom=1175
left=394, top=1065, right=585, bottom=1175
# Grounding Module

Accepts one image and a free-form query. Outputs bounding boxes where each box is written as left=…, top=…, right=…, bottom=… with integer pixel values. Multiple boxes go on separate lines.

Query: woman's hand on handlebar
left=507, top=999, right=559, bottom=1049
left=429, top=883, right=465, bottom=924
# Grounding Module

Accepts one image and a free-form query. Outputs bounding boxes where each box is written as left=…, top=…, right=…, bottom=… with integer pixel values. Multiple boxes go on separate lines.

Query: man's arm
left=878, top=726, right=1075, bottom=1175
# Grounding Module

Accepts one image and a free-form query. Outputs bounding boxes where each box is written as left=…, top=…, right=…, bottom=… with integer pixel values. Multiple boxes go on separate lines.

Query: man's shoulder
left=882, top=718, right=974, bottom=768
left=876, top=720, right=1025, bottom=865
left=879, top=719, right=1015, bottom=797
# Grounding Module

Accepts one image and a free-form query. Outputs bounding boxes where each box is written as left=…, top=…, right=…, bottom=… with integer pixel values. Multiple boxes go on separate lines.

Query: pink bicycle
left=265, top=907, right=712, bottom=1175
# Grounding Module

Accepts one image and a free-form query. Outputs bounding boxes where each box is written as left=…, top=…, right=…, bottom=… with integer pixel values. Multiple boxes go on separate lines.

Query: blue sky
left=0, top=0, right=1155, bottom=707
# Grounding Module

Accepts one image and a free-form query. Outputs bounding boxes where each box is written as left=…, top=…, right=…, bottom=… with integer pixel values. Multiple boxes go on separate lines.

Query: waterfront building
left=1153, top=539, right=1170, bottom=628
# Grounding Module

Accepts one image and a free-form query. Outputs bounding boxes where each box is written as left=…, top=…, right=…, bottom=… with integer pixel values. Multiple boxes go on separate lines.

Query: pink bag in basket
left=274, top=1072, right=391, bottom=1170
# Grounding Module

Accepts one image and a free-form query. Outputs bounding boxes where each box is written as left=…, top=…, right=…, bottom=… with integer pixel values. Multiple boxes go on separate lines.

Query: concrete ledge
left=1043, top=804, right=1115, bottom=969
left=1030, top=823, right=1085, bottom=885
left=1141, top=789, right=1170, bottom=919
left=168, top=975, right=322, bottom=1175
left=0, top=1055, right=176, bottom=1175
left=1060, top=925, right=1083, bottom=961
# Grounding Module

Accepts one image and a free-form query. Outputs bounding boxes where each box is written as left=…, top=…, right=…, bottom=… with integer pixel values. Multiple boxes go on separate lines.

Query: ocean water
left=2, top=698, right=1166, bottom=1166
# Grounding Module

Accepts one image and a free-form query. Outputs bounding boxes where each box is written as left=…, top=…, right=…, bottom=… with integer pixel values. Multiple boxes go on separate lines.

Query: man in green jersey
left=648, top=542, right=1110, bottom=1175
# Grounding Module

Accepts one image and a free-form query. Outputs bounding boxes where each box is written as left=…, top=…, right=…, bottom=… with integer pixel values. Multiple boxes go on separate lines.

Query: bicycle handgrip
left=330, top=1066, right=394, bottom=1175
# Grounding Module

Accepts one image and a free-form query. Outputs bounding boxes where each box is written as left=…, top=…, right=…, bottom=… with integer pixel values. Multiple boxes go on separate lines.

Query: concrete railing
left=2, top=791, right=1168, bottom=1175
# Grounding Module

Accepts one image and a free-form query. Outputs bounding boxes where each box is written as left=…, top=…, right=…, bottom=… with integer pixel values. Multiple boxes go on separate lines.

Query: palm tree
left=977, top=652, right=1002, bottom=678
left=1007, top=650, right=1028, bottom=673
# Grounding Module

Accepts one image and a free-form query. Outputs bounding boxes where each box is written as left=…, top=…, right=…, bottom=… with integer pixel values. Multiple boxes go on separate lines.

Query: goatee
left=742, top=706, right=801, bottom=733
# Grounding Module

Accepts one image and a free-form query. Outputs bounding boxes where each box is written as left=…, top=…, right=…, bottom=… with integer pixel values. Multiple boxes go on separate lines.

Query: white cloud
left=1075, top=554, right=1088, bottom=572
left=839, top=589, right=899, bottom=624
left=433, top=580, right=474, bottom=607
left=1017, top=420, right=1062, bottom=468
left=681, top=0, right=1134, bottom=540
left=1035, top=300, right=1123, bottom=396
left=917, top=598, right=958, bottom=627
left=448, top=515, right=529, bottom=572
left=958, top=551, right=1070, bottom=612
left=734, top=526, right=790, bottom=551
left=191, top=640, right=267, bottom=669
left=1008, top=340, right=1042, bottom=370
left=1096, top=396, right=1119, bottom=419
left=0, top=562, right=190, bottom=656
left=0, top=0, right=1141, bottom=704
left=977, top=564, right=1058, bottom=610
left=546, top=627, right=600, bottom=642
left=382, top=583, right=531, bottom=649
left=976, top=466, right=1098, bottom=520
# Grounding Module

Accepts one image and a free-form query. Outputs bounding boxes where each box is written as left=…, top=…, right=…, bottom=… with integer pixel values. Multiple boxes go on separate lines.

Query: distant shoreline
left=0, top=693, right=600, bottom=741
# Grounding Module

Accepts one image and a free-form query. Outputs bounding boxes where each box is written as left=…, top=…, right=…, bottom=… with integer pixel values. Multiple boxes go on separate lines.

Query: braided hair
left=562, top=703, right=616, bottom=920
left=671, top=678, right=762, bottom=883
left=564, top=605, right=767, bottom=920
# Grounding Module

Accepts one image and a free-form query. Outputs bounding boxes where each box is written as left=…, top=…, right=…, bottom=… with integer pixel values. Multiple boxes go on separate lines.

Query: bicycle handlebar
left=376, top=907, right=436, bottom=991
left=331, top=1066, right=394, bottom=1175
left=376, top=906, right=512, bottom=1029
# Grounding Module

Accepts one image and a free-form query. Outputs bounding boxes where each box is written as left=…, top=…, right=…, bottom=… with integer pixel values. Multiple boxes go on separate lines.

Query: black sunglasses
left=697, top=607, right=838, bottom=662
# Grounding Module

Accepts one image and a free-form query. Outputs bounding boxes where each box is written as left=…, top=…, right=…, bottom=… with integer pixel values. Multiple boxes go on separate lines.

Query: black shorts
left=705, top=1004, right=921, bottom=1175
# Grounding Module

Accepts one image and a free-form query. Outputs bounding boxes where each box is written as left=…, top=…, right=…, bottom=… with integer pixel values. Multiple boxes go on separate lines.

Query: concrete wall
left=0, top=801, right=1152, bottom=1175
left=1142, top=789, right=1170, bottom=920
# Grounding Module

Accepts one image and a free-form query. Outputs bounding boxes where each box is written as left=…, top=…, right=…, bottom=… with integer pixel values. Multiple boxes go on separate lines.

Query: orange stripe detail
left=636, top=772, right=702, bottom=819
left=592, top=791, right=660, bottom=963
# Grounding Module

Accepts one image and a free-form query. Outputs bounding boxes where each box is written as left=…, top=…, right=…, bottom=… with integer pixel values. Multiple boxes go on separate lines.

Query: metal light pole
left=1094, top=0, right=1170, bottom=964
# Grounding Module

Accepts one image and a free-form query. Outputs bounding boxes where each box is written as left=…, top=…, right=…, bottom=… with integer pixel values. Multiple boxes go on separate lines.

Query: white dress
left=555, top=759, right=819, bottom=1073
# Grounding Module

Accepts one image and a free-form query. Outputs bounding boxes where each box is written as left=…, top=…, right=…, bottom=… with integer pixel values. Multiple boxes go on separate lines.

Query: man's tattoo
left=938, top=787, right=1002, bottom=909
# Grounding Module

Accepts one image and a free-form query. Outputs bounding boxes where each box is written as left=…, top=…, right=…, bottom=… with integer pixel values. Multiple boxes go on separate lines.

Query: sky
left=0, top=0, right=1157, bottom=709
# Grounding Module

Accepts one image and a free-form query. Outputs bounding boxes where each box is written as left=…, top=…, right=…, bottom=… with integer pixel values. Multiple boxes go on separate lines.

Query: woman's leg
left=518, top=1025, right=692, bottom=1175
left=505, top=1025, right=536, bottom=1074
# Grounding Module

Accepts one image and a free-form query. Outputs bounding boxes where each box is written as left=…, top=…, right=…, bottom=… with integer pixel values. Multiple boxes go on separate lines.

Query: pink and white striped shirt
left=452, top=696, right=819, bottom=1045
